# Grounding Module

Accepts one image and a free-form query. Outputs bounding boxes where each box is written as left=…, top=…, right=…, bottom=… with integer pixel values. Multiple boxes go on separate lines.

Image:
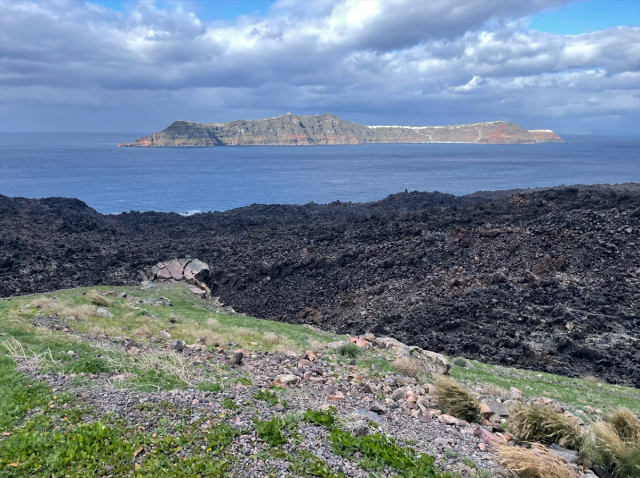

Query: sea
left=0, top=132, right=638, bottom=215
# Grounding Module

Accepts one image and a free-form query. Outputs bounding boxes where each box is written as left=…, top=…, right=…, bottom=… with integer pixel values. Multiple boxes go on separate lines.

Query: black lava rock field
left=1, top=184, right=639, bottom=386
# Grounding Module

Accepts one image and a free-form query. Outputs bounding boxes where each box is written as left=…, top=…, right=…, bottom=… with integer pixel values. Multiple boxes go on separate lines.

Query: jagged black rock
left=1, top=184, right=638, bottom=387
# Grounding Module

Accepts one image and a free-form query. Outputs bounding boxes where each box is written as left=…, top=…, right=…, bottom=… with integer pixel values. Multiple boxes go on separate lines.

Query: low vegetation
left=496, top=444, right=575, bottom=478
left=335, top=342, right=361, bottom=359
left=583, top=409, right=640, bottom=478
left=392, top=356, right=425, bottom=379
left=433, top=375, right=481, bottom=423
left=508, top=403, right=584, bottom=450
left=1, top=284, right=640, bottom=477
left=451, top=359, right=640, bottom=416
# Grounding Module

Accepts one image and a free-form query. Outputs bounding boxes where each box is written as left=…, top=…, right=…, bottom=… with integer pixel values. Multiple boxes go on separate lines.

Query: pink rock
left=478, top=443, right=487, bottom=451
left=438, top=414, right=460, bottom=426
left=305, top=350, right=316, bottom=362
left=473, top=425, right=501, bottom=445
left=328, top=392, right=345, bottom=401
left=355, top=338, right=370, bottom=348
left=166, top=260, right=184, bottom=280
left=157, top=268, right=172, bottom=279
left=510, top=387, right=522, bottom=400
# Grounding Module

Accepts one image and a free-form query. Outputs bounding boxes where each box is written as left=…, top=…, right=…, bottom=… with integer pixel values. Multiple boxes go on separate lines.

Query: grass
left=393, top=356, right=426, bottom=379
left=508, top=403, right=583, bottom=450
left=87, top=290, right=110, bottom=307
left=0, top=284, right=344, bottom=354
left=450, top=358, right=640, bottom=416
left=336, top=343, right=361, bottom=359
left=496, top=444, right=576, bottom=478
left=2, top=284, right=640, bottom=477
left=433, top=375, right=481, bottom=423
left=607, top=408, right=640, bottom=442
left=584, top=409, right=640, bottom=478
left=0, top=407, right=241, bottom=477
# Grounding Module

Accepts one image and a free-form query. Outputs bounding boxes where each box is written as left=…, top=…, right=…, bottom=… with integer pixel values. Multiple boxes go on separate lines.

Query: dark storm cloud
left=0, top=0, right=638, bottom=133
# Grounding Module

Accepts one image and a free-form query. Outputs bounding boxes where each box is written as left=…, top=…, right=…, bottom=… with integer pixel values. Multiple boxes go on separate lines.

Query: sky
left=0, top=0, right=639, bottom=134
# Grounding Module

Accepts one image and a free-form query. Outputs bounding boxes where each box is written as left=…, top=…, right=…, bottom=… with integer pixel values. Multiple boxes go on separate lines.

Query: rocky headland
left=1, top=184, right=638, bottom=387
left=118, top=113, right=563, bottom=147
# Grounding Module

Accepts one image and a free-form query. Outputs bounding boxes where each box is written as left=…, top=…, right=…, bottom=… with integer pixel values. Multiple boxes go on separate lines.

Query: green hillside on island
left=118, top=113, right=563, bottom=147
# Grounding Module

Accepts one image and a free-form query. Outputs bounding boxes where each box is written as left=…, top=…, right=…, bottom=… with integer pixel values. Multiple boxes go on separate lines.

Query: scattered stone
left=171, top=340, right=186, bottom=352
left=95, top=307, right=113, bottom=317
left=229, top=352, right=244, bottom=365
left=276, top=374, right=299, bottom=386
left=509, top=387, right=522, bottom=400
left=370, top=403, right=387, bottom=415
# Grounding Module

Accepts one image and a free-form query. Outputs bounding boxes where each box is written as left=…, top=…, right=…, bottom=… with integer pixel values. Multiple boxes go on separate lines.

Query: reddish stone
left=156, top=268, right=172, bottom=279
left=473, top=426, right=501, bottom=445
left=166, top=260, right=184, bottom=280
left=355, top=338, right=370, bottom=348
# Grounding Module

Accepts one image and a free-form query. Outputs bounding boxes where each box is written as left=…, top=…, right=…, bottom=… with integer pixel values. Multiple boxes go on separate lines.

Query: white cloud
left=0, top=0, right=638, bottom=133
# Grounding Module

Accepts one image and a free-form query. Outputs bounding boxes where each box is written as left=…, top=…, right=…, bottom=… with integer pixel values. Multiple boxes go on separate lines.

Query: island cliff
left=118, top=113, right=563, bottom=147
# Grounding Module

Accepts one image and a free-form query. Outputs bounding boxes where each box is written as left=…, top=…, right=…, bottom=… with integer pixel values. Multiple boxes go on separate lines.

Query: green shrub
left=303, top=408, right=338, bottom=430
left=253, top=390, right=280, bottom=407
left=452, top=357, right=468, bottom=368
left=508, top=403, right=583, bottom=449
left=222, top=398, right=238, bottom=410
left=433, top=375, right=481, bottom=423
left=254, top=415, right=299, bottom=447
left=336, top=343, right=361, bottom=359
left=329, top=429, right=439, bottom=477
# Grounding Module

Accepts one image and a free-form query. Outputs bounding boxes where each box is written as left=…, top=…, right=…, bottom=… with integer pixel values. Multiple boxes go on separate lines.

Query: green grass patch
left=197, top=382, right=222, bottom=393
left=335, top=343, right=361, bottom=359
left=450, top=359, right=640, bottom=415
left=254, top=414, right=299, bottom=447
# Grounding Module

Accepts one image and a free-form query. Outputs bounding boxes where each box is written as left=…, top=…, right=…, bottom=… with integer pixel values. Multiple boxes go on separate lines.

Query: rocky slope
left=1, top=184, right=638, bottom=386
left=118, top=114, right=563, bottom=147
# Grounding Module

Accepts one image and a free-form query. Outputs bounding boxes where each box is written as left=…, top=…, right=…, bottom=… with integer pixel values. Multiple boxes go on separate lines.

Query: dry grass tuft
left=480, top=382, right=509, bottom=398
left=586, top=421, right=640, bottom=478
left=263, top=332, right=280, bottom=345
left=29, top=295, right=97, bottom=321
left=1, top=337, right=58, bottom=373
left=62, top=304, right=96, bottom=321
left=393, top=357, right=425, bottom=379
left=87, top=290, right=110, bottom=307
left=508, top=403, right=583, bottom=450
left=133, top=326, right=152, bottom=338
left=433, top=375, right=481, bottom=422
left=133, top=350, right=203, bottom=387
left=608, top=408, right=640, bottom=442
left=206, top=318, right=220, bottom=328
left=496, top=444, right=577, bottom=478
left=30, top=296, right=56, bottom=309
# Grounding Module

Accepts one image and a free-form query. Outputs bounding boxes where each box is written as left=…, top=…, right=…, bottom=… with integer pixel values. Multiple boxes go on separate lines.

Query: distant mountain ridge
left=118, top=113, right=563, bottom=147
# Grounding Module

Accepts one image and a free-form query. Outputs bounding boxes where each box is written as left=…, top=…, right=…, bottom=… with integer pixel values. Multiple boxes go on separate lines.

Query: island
left=118, top=113, right=563, bottom=147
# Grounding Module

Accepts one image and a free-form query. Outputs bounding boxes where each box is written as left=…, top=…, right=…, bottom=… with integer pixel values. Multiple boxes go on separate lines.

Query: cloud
left=0, top=0, right=638, bottom=133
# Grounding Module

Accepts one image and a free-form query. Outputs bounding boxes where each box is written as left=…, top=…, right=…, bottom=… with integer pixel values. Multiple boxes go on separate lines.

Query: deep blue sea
left=0, top=132, right=638, bottom=214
